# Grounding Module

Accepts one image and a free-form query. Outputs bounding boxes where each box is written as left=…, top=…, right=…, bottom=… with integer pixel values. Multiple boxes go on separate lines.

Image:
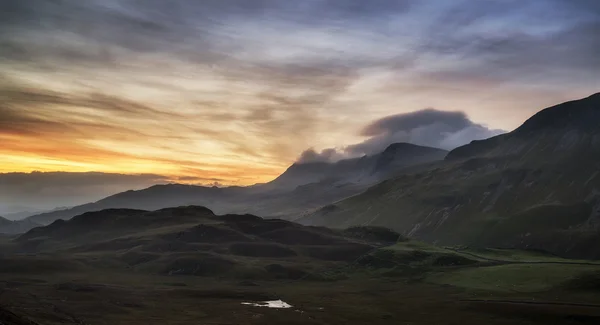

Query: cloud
left=296, top=148, right=349, bottom=164
left=0, top=0, right=360, bottom=179
left=0, top=0, right=598, bottom=181
left=414, top=1, right=600, bottom=86
left=296, top=109, right=506, bottom=163
left=360, top=109, right=472, bottom=137
left=352, top=109, right=505, bottom=153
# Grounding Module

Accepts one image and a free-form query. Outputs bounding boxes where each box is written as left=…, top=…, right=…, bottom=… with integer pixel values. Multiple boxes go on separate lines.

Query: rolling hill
left=15, top=206, right=402, bottom=279
left=5, top=206, right=600, bottom=325
left=300, top=93, right=600, bottom=259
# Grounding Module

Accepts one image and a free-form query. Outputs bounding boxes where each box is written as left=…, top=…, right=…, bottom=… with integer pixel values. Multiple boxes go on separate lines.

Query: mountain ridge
left=447, top=92, right=600, bottom=161
left=268, top=142, right=448, bottom=190
left=300, top=92, right=600, bottom=259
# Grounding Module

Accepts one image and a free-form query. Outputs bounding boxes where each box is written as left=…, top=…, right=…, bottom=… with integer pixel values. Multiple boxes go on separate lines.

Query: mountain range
left=9, top=143, right=447, bottom=230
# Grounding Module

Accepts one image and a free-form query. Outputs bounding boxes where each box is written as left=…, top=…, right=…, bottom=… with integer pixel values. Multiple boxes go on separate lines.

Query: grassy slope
left=362, top=241, right=600, bottom=295
left=13, top=208, right=408, bottom=283
left=300, top=95, right=600, bottom=257
left=301, top=150, right=600, bottom=258
left=427, top=264, right=600, bottom=293
left=458, top=247, right=594, bottom=263
left=5, top=207, right=600, bottom=324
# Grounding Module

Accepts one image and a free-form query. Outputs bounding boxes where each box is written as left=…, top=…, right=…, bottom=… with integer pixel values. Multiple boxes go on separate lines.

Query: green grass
left=382, top=243, right=600, bottom=293
left=427, top=264, right=600, bottom=293
left=301, top=139, right=600, bottom=260
left=5, top=239, right=600, bottom=324
left=458, top=247, right=598, bottom=263
left=356, top=242, right=481, bottom=274
left=384, top=241, right=491, bottom=263
left=386, top=241, right=449, bottom=253
left=389, top=241, right=600, bottom=264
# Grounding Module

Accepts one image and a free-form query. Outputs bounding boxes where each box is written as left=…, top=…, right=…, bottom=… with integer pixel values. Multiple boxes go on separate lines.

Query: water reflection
left=241, top=300, right=293, bottom=309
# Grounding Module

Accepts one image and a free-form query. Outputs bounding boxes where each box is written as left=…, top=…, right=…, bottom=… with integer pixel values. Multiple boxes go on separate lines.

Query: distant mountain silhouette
left=23, top=143, right=447, bottom=228
left=0, top=216, right=40, bottom=235
left=301, top=93, right=600, bottom=259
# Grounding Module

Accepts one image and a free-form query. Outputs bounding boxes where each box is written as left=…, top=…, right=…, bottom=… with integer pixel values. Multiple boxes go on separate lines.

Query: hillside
left=300, top=93, right=600, bottom=259
left=4, top=206, right=600, bottom=324
left=24, top=143, right=447, bottom=228
left=15, top=206, right=402, bottom=279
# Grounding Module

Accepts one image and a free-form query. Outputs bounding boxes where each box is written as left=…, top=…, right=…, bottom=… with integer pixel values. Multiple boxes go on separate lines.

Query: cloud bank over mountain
left=297, top=109, right=505, bottom=163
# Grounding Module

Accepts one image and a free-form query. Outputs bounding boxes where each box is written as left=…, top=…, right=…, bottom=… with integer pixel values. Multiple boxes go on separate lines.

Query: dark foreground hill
left=301, top=93, right=600, bottom=259
left=15, top=206, right=403, bottom=279
left=23, top=143, right=447, bottom=228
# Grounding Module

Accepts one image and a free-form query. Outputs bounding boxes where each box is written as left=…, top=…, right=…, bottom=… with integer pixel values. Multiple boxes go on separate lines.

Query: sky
left=0, top=0, right=599, bottom=213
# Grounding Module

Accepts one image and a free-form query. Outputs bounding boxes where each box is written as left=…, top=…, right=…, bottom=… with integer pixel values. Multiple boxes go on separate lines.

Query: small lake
left=241, top=300, right=293, bottom=309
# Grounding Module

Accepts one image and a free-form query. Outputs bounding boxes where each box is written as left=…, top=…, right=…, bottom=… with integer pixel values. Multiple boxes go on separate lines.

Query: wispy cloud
left=0, top=0, right=598, bottom=182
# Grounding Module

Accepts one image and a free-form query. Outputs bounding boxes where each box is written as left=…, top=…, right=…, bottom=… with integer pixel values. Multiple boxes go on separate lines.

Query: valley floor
left=2, top=272, right=599, bottom=325
left=2, top=248, right=600, bottom=325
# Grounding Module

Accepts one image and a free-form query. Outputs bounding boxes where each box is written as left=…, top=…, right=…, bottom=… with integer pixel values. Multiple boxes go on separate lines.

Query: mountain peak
left=446, top=92, right=600, bottom=161
left=382, top=142, right=445, bottom=154
left=515, top=92, right=600, bottom=134
left=588, top=92, right=600, bottom=99
left=373, top=143, right=448, bottom=174
left=383, top=142, right=415, bottom=152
